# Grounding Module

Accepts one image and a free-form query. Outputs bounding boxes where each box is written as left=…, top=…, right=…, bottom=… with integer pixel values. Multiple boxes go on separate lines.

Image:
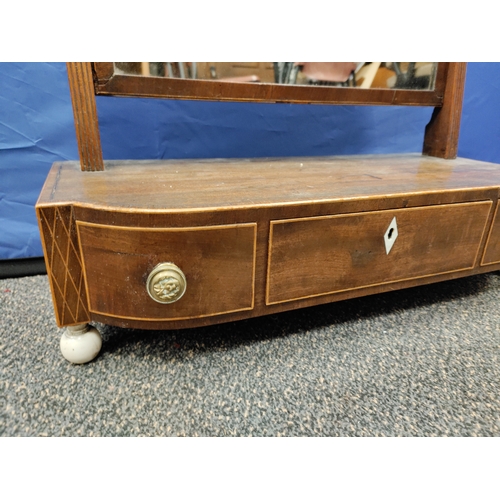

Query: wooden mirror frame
left=67, top=62, right=467, bottom=172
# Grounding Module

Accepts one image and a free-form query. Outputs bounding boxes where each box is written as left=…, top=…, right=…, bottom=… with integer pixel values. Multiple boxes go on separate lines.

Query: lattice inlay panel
left=38, top=205, right=89, bottom=326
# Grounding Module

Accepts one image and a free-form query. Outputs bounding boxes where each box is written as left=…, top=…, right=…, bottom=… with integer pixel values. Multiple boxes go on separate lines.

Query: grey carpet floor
left=1, top=273, right=499, bottom=437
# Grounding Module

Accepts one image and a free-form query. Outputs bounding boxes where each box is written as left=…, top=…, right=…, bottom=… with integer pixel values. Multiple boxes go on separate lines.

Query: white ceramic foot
left=60, top=324, right=102, bottom=364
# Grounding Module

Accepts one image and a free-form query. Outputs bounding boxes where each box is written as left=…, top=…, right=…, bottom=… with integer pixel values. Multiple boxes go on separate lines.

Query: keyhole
left=388, top=228, right=394, bottom=239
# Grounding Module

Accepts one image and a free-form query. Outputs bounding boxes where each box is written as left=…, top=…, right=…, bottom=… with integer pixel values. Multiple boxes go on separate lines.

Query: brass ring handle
left=146, top=262, right=187, bottom=304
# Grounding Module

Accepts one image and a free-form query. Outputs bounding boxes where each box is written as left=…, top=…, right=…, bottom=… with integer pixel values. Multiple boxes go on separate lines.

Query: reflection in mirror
left=114, top=62, right=438, bottom=90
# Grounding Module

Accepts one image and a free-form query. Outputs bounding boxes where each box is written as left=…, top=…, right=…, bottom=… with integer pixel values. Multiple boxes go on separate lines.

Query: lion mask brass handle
left=146, top=262, right=187, bottom=304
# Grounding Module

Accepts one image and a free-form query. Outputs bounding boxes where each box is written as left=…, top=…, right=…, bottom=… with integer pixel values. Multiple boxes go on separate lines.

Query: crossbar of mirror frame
left=92, top=62, right=448, bottom=106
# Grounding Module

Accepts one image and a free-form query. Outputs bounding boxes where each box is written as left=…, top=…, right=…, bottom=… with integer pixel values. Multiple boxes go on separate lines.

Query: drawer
left=267, top=201, right=491, bottom=305
left=77, top=222, right=256, bottom=321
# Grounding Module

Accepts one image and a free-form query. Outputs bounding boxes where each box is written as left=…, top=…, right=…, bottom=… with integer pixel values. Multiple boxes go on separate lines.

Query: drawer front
left=77, top=222, right=256, bottom=321
left=267, top=201, right=491, bottom=305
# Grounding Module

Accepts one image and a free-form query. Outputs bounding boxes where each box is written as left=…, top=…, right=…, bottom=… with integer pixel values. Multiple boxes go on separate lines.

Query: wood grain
left=77, top=222, right=256, bottom=321
left=40, top=60, right=490, bottom=333
left=482, top=203, right=500, bottom=265
left=423, top=62, right=467, bottom=159
left=267, top=202, right=491, bottom=304
left=35, top=154, right=500, bottom=329
left=36, top=205, right=90, bottom=326
left=67, top=62, right=104, bottom=171
left=36, top=154, right=500, bottom=211
left=91, top=62, right=449, bottom=107
left=91, top=72, right=443, bottom=106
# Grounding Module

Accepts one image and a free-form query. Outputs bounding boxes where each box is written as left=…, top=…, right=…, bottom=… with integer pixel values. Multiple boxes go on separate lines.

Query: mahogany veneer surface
left=267, top=202, right=491, bottom=304
left=77, top=222, right=256, bottom=321
left=38, top=154, right=500, bottom=210
left=36, top=154, right=500, bottom=329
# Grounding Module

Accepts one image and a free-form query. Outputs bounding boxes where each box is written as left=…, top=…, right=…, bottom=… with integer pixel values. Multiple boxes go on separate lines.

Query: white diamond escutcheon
left=384, top=216, right=398, bottom=255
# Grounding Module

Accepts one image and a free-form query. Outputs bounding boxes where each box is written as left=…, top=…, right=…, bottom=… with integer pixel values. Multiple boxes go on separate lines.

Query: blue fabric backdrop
left=1, top=62, right=499, bottom=259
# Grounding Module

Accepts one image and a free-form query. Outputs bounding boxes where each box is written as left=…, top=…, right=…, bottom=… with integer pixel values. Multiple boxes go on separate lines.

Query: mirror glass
left=113, top=62, right=438, bottom=90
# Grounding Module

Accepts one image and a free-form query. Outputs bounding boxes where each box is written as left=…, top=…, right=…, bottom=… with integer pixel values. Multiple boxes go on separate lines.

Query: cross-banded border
left=38, top=205, right=90, bottom=326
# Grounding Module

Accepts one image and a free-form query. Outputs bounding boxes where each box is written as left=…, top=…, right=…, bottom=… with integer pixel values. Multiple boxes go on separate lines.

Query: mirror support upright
left=423, top=63, right=467, bottom=159
left=67, top=62, right=104, bottom=172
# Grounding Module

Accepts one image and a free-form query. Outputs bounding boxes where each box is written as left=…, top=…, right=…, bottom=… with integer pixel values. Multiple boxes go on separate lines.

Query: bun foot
left=60, top=324, right=102, bottom=364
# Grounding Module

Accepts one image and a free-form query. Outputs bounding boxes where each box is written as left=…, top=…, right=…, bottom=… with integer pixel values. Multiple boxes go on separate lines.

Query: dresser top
left=37, top=154, right=500, bottom=211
